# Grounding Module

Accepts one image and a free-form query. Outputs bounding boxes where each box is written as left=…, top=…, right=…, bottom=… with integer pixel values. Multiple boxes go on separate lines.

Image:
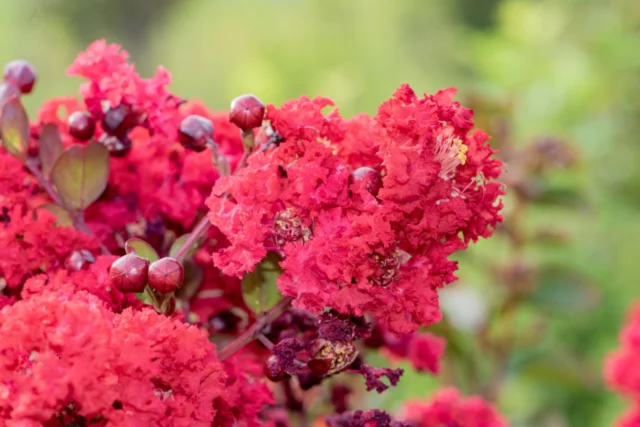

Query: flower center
left=434, top=133, right=468, bottom=179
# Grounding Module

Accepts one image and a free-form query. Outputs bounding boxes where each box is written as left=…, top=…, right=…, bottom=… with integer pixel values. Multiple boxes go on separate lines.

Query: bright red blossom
left=0, top=291, right=230, bottom=425
left=207, top=85, right=503, bottom=334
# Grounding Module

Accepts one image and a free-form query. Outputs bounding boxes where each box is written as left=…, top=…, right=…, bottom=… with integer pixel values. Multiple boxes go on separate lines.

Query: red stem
left=218, top=296, right=293, bottom=361
left=173, top=216, right=211, bottom=262
left=24, top=159, right=62, bottom=206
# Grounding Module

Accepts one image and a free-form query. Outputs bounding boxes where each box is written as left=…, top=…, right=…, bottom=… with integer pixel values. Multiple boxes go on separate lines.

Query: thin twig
left=24, top=159, right=62, bottom=206
left=218, top=297, right=293, bottom=361
left=173, top=216, right=211, bottom=262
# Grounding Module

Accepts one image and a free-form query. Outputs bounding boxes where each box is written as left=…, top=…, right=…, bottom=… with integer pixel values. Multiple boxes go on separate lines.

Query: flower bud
left=229, top=94, right=265, bottom=131
left=178, top=115, right=214, bottom=152
left=109, top=253, right=150, bottom=293
left=148, top=257, right=184, bottom=295
left=68, top=111, right=96, bottom=141
left=102, top=104, right=139, bottom=135
left=99, top=133, right=132, bottom=157
left=65, top=249, right=96, bottom=272
left=351, top=167, right=382, bottom=197
left=263, top=355, right=290, bottom=382
left=3, top=60, right=36, bottom=94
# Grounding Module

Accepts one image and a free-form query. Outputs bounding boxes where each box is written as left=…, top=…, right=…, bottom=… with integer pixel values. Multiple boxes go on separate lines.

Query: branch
left=24, top=158, right=62, bottom=206
left=218, top=296, right=293, bottom=361
left=173, top=215, right=211, bottom=262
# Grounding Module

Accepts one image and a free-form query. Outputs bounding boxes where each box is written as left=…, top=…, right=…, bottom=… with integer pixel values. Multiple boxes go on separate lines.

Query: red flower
left=0, top=291, right=227, bottom=424
left=605, top=304, right=640, bottom=426
left=383, top=331, right=446, bottom=374
left=0, top=205, right=97, bottom=289
left=206, top=86, right=504, bottom=334
left=402, top=388, right=508, bottom=427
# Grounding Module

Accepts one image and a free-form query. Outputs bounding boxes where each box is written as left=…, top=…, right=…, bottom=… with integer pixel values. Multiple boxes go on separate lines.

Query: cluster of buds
left=109, top=252, right=183, bottom=312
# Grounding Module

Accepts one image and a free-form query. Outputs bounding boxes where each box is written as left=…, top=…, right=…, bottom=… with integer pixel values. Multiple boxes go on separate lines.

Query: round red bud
left=102, top=104, right=139, bottom=136
left=68, top=111, right=96, bottom=141
left=148, top=257, right=184, bottom=295
left=99, top=133, right=132, bottom=157
left=351, top=167, right=382, bottom=197
left=3, top=60, right=37, bottom=94
left=229, top=94, right=265, bottom=131
left=263, top=355, right=290, bottom=382
left=178, top=115, right=214, bottom=152
left=109, top=253, right=150, bottom=293
left=65, top=249, right=96, bottom=272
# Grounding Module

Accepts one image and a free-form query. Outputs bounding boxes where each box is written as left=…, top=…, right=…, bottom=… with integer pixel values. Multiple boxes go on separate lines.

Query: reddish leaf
left=51, top=141, right=109, bottom=211
left=124, top=238, right=159, bottom=262
left=0, top=98, right=29, bottom=158
left=39, top=123, right=63, bottom=178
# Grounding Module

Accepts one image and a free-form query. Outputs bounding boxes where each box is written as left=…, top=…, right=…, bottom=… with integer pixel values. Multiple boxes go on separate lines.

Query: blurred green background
left=1, top=0, right=638, bottom=425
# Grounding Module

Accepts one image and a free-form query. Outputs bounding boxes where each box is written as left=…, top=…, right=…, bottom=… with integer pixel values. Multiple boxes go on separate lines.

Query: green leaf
left=51, top=141, right=109, bottom=211
left=0, top=98, right=30, bottom=158
left=38, top=123, right=64, bottom=178
left=242, top=253, right=283, bottom=314
left=176, top=260, right=204, bottom=300
left=36, top=203, right=73, bottom=227
left=124, top=238, right=159, bottom=262
left=169, top=233, right=197, bottom=258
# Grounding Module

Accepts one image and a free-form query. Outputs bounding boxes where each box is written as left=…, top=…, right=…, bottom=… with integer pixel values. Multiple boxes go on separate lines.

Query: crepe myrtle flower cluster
left=0, top=40, right=508, bottom=426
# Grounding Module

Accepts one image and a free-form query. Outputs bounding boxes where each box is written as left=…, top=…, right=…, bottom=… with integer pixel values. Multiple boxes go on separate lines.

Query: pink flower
left=402, top=387, right=508, bottom=427
left=206, top=86, right=503, bottom=334
left=0, top=290, right=270, bottom=425
left=605, top=304, right=640, bottom=426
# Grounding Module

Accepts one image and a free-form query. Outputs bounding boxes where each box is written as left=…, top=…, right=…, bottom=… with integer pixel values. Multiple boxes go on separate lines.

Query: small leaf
left=38, top=123, right=64, bottom=178
left=0, top=98, right=30, bottom=158
left=51, top=140, right=109, bottom=211
left=176, top=260, right=204, bottom=300
left=124, top=238, right=159, bottom=262
left=169, top=233, right=197, bottom=258
left=36, top=203, right=73, bottom=227
left=242, top=253, right=283, bottom=314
